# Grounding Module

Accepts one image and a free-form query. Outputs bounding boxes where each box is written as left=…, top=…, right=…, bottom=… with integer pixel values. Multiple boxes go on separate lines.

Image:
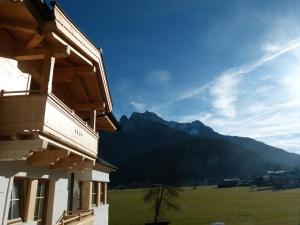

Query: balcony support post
left=41, top=53, right=55, bottom=93
left=89, top=109, right=97, bottom=131
left=97, top=182, right=101, bottom=206
left=104, top=182, right=107, bottom=204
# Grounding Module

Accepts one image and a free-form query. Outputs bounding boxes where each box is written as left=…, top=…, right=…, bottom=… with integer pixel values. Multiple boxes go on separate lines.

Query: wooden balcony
left=0, top=91, right=99, bottom=162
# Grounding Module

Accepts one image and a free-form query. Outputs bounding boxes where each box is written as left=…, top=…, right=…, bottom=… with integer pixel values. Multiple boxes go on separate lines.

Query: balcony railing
left=55, top=210, right=94, bottom=225
left=0, top=91, right=99, bottom=158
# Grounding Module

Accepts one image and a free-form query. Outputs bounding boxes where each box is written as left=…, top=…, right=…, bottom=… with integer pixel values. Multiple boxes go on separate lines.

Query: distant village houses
left=268, top=170, right=300, bottom=189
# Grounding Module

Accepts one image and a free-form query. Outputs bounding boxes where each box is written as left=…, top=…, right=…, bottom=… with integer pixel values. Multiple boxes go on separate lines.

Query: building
left=268, top=170, right=300, bottom=189
left=217, top=178, right=240, bottom=188
left=0, top=1, right=119, bottom=225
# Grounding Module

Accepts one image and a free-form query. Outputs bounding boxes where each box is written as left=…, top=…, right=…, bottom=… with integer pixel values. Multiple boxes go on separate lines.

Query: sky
left=58, top=0, right=300, bottom=153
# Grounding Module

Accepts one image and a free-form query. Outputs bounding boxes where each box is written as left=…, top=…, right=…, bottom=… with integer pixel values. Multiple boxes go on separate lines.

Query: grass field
left=108, top=186, right=300, bottom=225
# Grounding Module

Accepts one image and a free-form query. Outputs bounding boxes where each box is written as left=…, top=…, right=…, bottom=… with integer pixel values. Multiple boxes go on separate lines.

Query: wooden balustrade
left=55, top=210, right=94, bottom=225
left=0, top=91, right=99, bottom=159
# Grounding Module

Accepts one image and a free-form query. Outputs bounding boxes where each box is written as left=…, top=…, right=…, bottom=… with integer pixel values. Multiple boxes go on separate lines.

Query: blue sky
left=58, top=0, right=300, bottom=153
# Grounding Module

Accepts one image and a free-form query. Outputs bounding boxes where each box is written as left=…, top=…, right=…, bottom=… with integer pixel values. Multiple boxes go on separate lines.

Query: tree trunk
left=154, top=185, right=165, bottom=224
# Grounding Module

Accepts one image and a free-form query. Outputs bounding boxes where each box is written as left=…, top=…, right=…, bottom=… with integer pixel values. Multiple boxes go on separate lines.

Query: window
left=100, top=182, right=106, bottom=204
left=77, top=182, right=83, bottom=209
left=8, top=178, right=26, bottom=222
left=34, top=180, right=48, bottom=225
left=91, top=181, right=98, bottom=206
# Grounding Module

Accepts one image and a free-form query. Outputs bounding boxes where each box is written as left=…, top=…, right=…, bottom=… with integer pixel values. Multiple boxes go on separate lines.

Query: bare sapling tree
left=144, top=158, right=183, bottom=224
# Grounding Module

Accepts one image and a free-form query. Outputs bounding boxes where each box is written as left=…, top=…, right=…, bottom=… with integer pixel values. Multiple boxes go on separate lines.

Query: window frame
left=91, top=181, right=98, bottom=206
left=100, top=182, right=106, bottom=205
left=7, top=177, right=27, bottom=223
left=33, top=179, right=49, bottom=225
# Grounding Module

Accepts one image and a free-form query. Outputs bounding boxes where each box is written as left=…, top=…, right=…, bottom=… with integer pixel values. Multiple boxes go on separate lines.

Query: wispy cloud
left=146, top=70, right=172, bottom=85
left=154, top=37, right=300, bottom=120
left=209, top=37, right=300, bottom=118
left=262, top=43, right=282, bottom=53
left=130, top=101, right=146, bottom=112
left=210, top=69, right=241, bottom=118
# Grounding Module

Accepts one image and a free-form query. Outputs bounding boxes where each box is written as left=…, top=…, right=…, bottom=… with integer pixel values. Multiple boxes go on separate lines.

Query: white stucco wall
left=0, top=176, right=11, bottom=225
left=75, top=169, right=110, bottom=182
left=94, top=205, right=109, bottom=225
left=0, top=161, right=70, bottom=225
left=0, top=57, right=30, bottom=92
left=92, top=170, right=110, bottom=183
left=51, top=178, right=69, bottom=224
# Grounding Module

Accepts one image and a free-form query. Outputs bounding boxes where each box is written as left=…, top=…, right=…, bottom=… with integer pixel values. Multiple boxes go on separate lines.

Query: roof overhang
left=44, top=3, right=113, bottom=112
left=96, top=112, right=120, bottom=132
left=94, top=158, right=118, bottom=173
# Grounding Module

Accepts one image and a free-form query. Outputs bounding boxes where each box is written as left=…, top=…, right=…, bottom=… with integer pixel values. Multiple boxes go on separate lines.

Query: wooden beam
left=97, top=182, right=101, bottom=206
left=74, top=102, right=105, bottom=111
left=52, top=66, right=96, bottom=83
left=27, top=149, right=69, bottom=166
left=48, top=32, right=93, bottom=66
left=54, top=66, right=96, bottom=76
left=40, top=53, right=55, bottom=93
left=14, top=45, right=70, bottom=61
left=52, top=76, right=73, bottom=83
left=0, top=19, right=37, bottom=34
left=49, top=155, right=83, bottom=169
left=0, top=139, right=47, bottom=160
left=104, top=182, right=107, bottom=204
left=24, top=179, right=38, bottom=222
left=26, top=33, right=44, bottom=49
left=81, top=181, right=92, bottom=210
left=71, top=159, right=95, bottom=171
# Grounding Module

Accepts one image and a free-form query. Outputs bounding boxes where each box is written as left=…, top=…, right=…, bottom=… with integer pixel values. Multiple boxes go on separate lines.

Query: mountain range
left=100, top=111, right=300, bottom=185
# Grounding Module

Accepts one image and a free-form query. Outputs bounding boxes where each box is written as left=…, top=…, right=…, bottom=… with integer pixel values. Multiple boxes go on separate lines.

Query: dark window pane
left=100, top=182, right=105, bottom=204
left=12, top=200, right=20, bottom=219
left=91, top=182, right=98, bottom=205
left=38, top=199, right=44, bottom=220
left=12, top=181, right=21, bottom=199
left=37, top=183, right=41, bottom=197
left=92, top=182, right=97, bottom=193
left=40, top=183, right=46, bottom=197
left=78, top=182, right=83, bottom=209
left=92, top=193, right=97, bottom=205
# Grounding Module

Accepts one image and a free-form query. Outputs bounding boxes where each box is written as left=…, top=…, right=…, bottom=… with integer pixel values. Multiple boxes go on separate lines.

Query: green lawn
left=108, top=186, right=300, bottom=225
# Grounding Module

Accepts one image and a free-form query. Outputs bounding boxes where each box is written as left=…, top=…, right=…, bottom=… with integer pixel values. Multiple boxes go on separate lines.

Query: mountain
left=100, top=111, right=300, bottom=185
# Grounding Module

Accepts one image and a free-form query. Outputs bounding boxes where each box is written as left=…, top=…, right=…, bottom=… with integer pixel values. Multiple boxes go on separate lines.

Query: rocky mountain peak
left=119, top=111, right=217, bottom=137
